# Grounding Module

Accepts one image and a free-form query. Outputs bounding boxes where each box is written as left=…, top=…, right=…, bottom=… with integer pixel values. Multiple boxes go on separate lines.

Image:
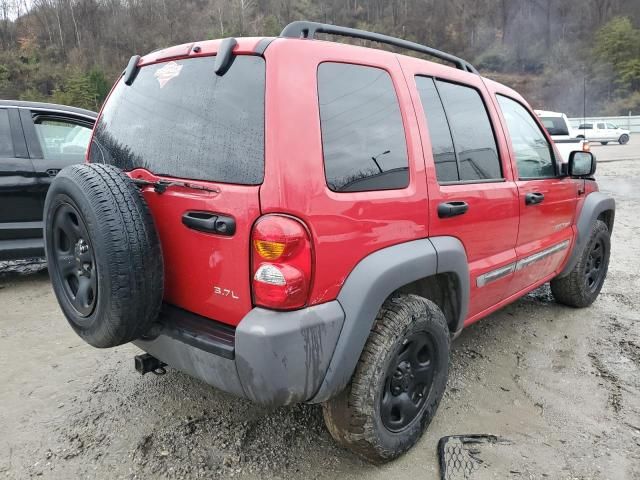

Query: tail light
left=583, top=141, right=590, bottom=152
left=251, top=215, right=312, bottom=310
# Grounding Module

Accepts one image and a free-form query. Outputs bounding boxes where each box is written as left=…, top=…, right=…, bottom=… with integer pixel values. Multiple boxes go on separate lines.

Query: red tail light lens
left=251, top=215, right=312, bottom=310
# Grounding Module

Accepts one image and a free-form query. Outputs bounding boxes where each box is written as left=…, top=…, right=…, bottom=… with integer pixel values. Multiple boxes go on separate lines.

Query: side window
left=415, top=77, right=502, bottom=182
left=606, top=123, right=617, bottom=129
left=497, top=95, right=555, bottom=179
left=415, top=77, right=458, bottom=182
left=317, top=62, right=409, bottom=192
left=0, top=109, right=14, bottom=158
left=597, top=123, right=605, bottom=129
left=33, top=116, right=92, bottom=162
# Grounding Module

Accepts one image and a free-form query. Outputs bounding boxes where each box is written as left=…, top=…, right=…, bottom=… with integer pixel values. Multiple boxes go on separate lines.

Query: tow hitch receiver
left=134, top=353, right=167, bottom=375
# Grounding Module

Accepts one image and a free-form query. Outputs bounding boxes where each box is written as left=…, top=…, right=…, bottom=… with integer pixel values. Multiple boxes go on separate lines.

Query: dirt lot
left=1, top=139, right=639, bottom=479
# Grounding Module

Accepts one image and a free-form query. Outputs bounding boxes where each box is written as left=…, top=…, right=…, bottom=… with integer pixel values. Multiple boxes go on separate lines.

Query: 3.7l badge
left=214, top=286, right=239, bottom=300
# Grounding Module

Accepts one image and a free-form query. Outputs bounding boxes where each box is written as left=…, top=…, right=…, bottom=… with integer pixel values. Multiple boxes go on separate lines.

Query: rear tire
left=600, top=142, right=608, bottom=145
left=551, top=220, right=610, bottom=308
left=322, top=294, right=450, bottom=463
left=45, top=163, right=163, bottom=348
left=619, top=134, right=629, bottom=145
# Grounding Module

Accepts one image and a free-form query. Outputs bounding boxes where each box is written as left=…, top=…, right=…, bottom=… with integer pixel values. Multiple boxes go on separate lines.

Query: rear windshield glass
left=90, top=55, right=265, bottom=185
left=539, top=116, right=569, bottom=136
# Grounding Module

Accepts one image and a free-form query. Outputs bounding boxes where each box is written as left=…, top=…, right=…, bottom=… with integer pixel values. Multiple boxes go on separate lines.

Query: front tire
left=551, top=220, right=610, bottom=308
left=619, top=134, right=629, bottom=145
left=322, top=294, right=450, bottom=463
left=600, top=142, right=608, bottom=145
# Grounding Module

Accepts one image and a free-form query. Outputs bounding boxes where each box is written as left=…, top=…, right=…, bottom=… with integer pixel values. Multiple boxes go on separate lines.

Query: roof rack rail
left=280, top=21, right=478, bottom=74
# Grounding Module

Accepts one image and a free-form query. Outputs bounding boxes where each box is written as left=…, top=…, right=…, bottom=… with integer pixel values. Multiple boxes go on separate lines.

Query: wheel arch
left=558, top=191, right=615, bottom=278
left=309, top=236, right=469, bottom=403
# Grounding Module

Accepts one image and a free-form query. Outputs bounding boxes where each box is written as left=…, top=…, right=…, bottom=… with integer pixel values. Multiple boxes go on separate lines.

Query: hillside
left=1, top=0, right=639, bottom=116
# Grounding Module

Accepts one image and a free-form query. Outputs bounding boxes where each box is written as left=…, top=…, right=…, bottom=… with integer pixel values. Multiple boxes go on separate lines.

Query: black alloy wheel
left=381, top=332, right=437, bottom=432
left=52, top=202, right=98, bottom=318
left=585, top=237, right=606, bottom=294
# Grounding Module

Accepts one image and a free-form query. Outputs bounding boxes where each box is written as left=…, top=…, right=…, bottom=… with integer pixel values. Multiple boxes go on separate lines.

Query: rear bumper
left=134, top=301, right=345, bottom=406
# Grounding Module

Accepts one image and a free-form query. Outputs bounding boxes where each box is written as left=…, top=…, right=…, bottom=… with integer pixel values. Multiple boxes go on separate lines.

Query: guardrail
left=568, top=115, right=640, bottom=133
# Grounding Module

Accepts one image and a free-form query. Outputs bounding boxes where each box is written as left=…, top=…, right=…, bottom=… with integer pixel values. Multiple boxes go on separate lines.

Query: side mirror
left=568, top=151, right=596, bottom=177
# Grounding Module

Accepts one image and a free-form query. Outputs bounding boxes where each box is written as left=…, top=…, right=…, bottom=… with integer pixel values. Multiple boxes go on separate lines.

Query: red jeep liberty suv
left=44, top=22, right=615, bottom=462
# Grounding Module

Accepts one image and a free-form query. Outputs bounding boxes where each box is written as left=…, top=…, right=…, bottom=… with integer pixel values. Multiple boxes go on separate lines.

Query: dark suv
left=44, top=22, right=614, bottom=462
left=0, top=100, right=95, bottom=260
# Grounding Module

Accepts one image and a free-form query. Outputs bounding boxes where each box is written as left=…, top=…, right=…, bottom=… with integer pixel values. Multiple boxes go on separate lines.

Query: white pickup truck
left=535, top=110, right=588, bottom=163
left=576, top=121, right=631, bottom=145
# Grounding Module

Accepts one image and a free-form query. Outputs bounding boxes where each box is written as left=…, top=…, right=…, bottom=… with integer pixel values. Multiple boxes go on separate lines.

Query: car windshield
left=539, top=116, right=570, bottom=136
left=89, top=55, right=266, bottom=185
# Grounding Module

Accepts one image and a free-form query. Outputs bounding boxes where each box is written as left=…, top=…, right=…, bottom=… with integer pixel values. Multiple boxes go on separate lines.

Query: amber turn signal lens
left=254, top=239, right=286, bottom=260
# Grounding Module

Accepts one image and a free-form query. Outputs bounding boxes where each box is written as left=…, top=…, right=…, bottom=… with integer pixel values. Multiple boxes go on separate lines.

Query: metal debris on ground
left=438, top=434, right=512, bottom=480
left=0, top=258, right=47, bottom=278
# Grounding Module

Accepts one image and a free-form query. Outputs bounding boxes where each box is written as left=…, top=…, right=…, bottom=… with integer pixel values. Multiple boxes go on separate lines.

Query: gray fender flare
left=557, top=191, right=615, bottom=278
left=309, top=236, right=469, bottom=403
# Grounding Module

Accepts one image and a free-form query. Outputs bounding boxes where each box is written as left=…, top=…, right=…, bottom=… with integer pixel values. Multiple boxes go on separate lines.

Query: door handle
left=182, top=211, right=236, bottom=236
left=525, top=192, right=545, bottom=205
left=438, top=201, right=469, bottom=218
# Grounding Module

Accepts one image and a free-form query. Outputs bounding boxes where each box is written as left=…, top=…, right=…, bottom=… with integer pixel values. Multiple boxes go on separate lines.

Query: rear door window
left=436, top=81, right=501, bottom=182
left=414, top=77, right=458, bottom=182
left=317, top=62, right=409, bottom=192
left=90, top=55, right=265, bottom=185
left=415, top=77, right=502, bottom=183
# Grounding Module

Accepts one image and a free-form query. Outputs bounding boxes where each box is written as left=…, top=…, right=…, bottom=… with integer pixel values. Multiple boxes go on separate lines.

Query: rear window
left=90, top=55, right=265, bottom=185
left=539, top=116, right=569, bottom=136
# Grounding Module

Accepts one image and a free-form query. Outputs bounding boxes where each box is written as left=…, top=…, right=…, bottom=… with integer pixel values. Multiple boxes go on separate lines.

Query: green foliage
left=263, top=14, right=281, bottom=36
left=595, top=17, right=640, bottom=72
left=476, top=46, right=508, bottom=72
left=592, top=17, right=640, bottom=113
left=52, top=70, right=104, bottom=111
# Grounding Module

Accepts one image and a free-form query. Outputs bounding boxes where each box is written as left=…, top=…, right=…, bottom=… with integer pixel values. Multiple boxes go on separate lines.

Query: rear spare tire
left=44, top=163, right=163, bottom=348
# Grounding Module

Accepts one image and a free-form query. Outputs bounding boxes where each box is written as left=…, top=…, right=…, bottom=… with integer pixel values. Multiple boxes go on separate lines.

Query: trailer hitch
left=134, top=353, right=167, bottom=376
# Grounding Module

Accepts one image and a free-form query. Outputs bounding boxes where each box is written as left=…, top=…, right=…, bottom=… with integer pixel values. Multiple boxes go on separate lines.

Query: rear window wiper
left=131, top=177, right=220, bottom=195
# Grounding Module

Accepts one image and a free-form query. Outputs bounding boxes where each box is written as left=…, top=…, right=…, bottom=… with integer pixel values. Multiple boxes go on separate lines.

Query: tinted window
left=90, top=56, right=265, bottom=185
left=0, top=109, right=13, bottom=157
left=433, top=80, right=501, bottom=181
left=415, top=77, right=458, bottom=182
left=33, top=117, right=92, bottom=163
left=597, top=123, right=605, bottom=129
left=579, top=124, right=593, bottom=129
left=497, top=95, right=555, bottom=178
left=318, top=63, right=409, bottom=192
left=539, top=116, right=569, bottom=136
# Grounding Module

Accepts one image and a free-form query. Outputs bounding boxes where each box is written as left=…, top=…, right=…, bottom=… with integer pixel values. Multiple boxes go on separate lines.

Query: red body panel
left=260, top=39, right=429, bottom=305
left=131, top=169, right=260, bottom=326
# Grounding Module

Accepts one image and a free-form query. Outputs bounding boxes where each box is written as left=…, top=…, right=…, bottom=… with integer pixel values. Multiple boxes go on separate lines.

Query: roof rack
left=280, top=21, right=478, bottom=74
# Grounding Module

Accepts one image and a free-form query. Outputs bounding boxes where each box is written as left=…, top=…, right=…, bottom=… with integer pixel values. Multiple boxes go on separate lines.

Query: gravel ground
left=1, top=140, right=639, bottom=479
